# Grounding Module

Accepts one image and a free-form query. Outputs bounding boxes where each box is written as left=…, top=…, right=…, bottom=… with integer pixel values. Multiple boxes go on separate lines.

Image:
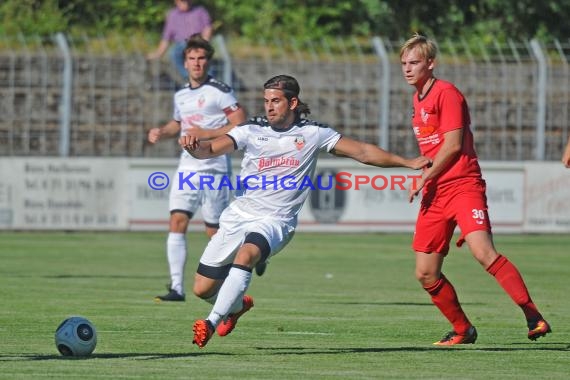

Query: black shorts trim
left=204, top=221, right=220, bottom=229
left=232, top=263, right=252, bottom=272
left=170, top=209, right=193, bottom=218
left=244, top=232, right=271, bottom=263
left=197, top=263, right=232, bottom=280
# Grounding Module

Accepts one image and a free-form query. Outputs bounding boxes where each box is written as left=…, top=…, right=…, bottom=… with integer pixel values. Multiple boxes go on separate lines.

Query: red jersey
left=411, top=79, right=481, bottom=185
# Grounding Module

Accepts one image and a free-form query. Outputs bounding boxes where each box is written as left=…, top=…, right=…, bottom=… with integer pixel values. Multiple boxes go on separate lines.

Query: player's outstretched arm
left=331, top=136, right=430, bottom=169
left=179, top=134, right=235, bottom=159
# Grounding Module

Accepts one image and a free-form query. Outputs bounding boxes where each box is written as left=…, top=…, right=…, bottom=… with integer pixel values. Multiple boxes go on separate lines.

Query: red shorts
left=412, top=177, right=491, bottom=255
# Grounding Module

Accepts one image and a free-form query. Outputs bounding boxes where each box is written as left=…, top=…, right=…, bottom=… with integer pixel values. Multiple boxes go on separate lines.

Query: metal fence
left=0, top=34, right=569, bottom=161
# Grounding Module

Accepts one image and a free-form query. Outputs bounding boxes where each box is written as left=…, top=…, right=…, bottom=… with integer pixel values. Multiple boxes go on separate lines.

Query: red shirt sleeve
left=438, top=88, right=468, bottom=134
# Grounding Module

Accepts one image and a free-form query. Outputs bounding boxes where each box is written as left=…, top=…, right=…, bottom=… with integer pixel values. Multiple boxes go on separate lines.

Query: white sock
left=167, top=232, right=186, bottom=295
left=207, top=267, right=252, bottom=327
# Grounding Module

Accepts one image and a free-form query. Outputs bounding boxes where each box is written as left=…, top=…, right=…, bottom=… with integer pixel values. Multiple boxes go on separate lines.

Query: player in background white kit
left=147, top=34, right=247, bottom=302
left=179, top=74, right=431, bottom=348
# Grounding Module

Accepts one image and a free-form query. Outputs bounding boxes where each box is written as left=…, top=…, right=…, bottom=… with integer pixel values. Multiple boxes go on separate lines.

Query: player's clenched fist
left=148, top=128, right=162, bottom=144
left=179, top=134, right=200, bottom=152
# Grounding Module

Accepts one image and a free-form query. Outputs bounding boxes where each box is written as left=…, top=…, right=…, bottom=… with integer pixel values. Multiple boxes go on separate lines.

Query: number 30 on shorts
left=471, top=209, right=486, bottom=224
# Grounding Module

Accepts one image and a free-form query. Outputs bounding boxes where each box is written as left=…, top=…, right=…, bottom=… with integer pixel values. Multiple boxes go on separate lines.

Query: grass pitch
left=0, top=231, right=568, bottom=379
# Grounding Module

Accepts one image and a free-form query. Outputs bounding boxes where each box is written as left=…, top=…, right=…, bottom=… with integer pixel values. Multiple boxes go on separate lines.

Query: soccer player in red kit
left=401, top=33, right=551, bottom=345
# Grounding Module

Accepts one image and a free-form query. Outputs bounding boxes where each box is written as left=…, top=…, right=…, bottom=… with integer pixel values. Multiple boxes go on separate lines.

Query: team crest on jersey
left=197, top=95, right=206, bottom=108
left=420, top=107, right=430, bottom=123
left=294, top=135, right=305, bottom=150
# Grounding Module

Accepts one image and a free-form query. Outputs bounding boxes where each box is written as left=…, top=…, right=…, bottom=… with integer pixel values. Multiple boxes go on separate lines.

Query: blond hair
left=399, top=33, right=438, bottom=61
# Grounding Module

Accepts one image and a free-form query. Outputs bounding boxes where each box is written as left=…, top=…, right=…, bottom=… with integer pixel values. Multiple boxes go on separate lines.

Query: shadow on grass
left=254, top=344, right=570, bottom=354
left=2, top=344, right=568, bottom=361
left=329, top=301, right=486, bottom=306
left=3, top=273, right=164, bottom=279
left=330, top=301, right=435, bottom=306
left=43, top=274, right=164, bottom=279
left=0, top=351, right=234, bottom=361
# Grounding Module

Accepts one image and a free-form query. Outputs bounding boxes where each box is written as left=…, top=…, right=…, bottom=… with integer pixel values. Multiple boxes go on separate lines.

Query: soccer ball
left=55, top=316, right=97, bottom=356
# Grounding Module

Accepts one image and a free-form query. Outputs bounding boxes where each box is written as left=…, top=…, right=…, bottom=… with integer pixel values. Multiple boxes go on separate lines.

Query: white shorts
left=199, top=204, right=296, bottom=268
left=169, top=170, right=231, bottom=225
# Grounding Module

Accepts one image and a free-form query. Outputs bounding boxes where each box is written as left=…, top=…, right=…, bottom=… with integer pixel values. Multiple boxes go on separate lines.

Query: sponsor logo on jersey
left=182, top=114, right=204, bottom=129
left=257, top=156, right=300, bottom=170
left=413, top=124, right=436, bottom=138
left=413, top=125, right=440, bottom=145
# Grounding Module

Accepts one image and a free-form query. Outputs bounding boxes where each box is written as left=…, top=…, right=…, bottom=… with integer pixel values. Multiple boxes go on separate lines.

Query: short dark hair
left=183, top=34, right=214, bottom=60
left=264, top=75, right=311, bottom=116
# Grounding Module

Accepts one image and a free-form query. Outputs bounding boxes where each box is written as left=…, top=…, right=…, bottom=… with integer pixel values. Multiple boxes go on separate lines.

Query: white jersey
left=174, top=76, right=240, bottom=173
left=227, top=116, right=341, bottom=219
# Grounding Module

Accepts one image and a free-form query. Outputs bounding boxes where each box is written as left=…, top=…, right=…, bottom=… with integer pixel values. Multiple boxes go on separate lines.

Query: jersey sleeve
left=226, top=124, right=249, bottom=150
left=218, top=91, right=240, bottom=115
left=438, top=88, right=468, bottom=133
left=318, top=126, right=342, bottom=152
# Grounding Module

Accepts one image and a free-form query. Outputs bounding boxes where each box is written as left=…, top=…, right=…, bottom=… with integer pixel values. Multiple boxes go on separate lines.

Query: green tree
left=1, top=0, right=570, bottom=43
left=0, top=0, right=69, bottom=35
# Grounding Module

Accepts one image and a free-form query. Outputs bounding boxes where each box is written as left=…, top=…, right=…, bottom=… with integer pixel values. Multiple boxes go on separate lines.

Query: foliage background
left=1, top=0, right=569, bottom=43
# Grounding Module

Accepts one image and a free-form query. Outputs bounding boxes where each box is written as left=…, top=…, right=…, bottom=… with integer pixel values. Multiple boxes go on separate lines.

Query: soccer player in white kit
left=147, top=34, right=246, bottom=302
left=180, top=75, right=430, bottom=348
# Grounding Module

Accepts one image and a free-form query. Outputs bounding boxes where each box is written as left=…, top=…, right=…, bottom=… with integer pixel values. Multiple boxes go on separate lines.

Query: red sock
left=424, top=274, right=472, bottom=334
left=486, top=254, right=542, bottom=322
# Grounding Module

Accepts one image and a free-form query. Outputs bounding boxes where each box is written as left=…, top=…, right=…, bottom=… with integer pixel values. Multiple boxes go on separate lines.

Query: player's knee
left=193, top=288, right=206, bottom=299
left=471, top=247, right=498, bottom=268
left=235, top=245, right=262, bottom=267
left=205, top=226, right=218, bottom=238
left=169, top=212, right=190, bottom=232
left=192, top=284, right=212, bottom=299
left=192, top=278, right=220, bottom=300
left=415, top=268, right=438, bottom=285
